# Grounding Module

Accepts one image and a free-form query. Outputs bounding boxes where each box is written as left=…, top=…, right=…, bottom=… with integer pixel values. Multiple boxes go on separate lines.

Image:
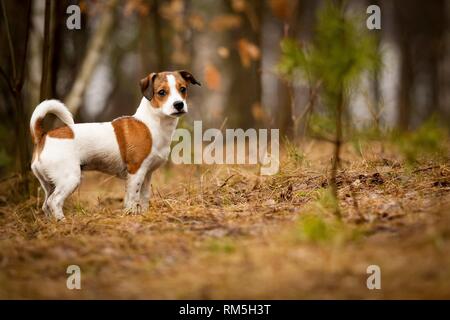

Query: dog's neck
left=134, top=97, right=179, bottom=147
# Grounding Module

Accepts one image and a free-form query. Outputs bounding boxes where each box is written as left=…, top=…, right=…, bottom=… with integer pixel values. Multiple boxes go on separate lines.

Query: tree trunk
left=40, top=0, right=57, bottom=101
left=225, top=0, right=262, bottom=129
left=0, top=0, right=33, bottom=194
left=151, top=0, right=166, bottom=71
left=64, top=0, right=117, bottom=114
left=397, top=37, right=413, bottom=131
left=330, top=87, right=343, bottom=219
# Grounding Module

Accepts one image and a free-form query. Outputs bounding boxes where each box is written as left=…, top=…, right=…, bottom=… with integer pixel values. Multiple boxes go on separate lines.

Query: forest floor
left=0, top=141, right=449, bottom=299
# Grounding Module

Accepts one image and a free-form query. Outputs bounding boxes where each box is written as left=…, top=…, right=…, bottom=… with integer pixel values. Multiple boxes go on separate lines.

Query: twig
left=412, top=165, right=441, bottom=173
left=216, top=174, right=236, bottom=191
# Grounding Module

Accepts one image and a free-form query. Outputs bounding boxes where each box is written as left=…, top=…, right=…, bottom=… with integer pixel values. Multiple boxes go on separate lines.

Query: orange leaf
left=237, top=38, right=260, bottom=68
left=204, top=63, right=221, bottom=91
left=217, top=47, right=230, bottom=59
left=251, top=102, right=267, bottom=123
left=189, top=13, right=205, bottom=31
left=231, top=0, right=247, bottom=13
left=210, top=14, right=242, bottom=32
left=268, top=0, right=292, bottom=21
left=124, top=0, right=150, bottom=17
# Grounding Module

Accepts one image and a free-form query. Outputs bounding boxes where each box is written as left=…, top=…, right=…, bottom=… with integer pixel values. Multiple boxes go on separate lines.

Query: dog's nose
left=173, top=101, right=184, bottom=111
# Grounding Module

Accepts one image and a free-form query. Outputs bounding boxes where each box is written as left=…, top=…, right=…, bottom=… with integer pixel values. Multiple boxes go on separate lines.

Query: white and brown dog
left=30, top=70, right=200, bottom=220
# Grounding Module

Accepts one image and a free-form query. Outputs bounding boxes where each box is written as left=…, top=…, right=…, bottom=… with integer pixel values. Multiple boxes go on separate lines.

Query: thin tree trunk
left=40, top=0, right=57, bottom=101
left=371, top=0, right=381, bottom=132
left=226, top=0, right=262, bottom=129
left=50, top=0, right=65, bottom=99
left=0, top=0, right=33, bottom=194
left=397, top=40, right=412, bottom=131
left=64, top=0, right=117, bottom=114
left=330, top=87, right=343, bottom=219
left=151, top=0, right=165, bottom=71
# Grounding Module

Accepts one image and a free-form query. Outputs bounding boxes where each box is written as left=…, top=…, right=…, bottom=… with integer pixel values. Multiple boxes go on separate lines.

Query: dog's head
left=139, top=70, right=201, bottom=118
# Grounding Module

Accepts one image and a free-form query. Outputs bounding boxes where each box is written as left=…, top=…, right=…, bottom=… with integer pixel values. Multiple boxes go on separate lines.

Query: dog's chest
left=138, top=115, right=177, bottom=172
left=145, top=135, right=171, bottom=172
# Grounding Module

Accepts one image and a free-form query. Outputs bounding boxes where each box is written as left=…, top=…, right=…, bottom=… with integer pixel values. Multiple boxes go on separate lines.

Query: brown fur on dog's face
left=139, top=71, right=200, bottom=118
left=139, top=71, right=201, bottom=109
left=149, top=72, right=172, bottom=109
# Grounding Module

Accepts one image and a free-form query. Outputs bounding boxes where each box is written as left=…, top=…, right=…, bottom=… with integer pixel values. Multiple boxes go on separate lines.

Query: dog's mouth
left=171, top=110, right=187, bottom=116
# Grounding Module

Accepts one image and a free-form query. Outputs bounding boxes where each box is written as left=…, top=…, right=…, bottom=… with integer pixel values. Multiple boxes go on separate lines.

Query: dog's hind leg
left=47, top=167, right=81, bottom=221
left=31, top=162, right=53, bottom=216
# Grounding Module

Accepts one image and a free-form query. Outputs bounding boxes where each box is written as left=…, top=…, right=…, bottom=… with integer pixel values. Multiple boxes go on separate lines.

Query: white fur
left=159, top=74, right=188, bottom=117
left=30, top=100, right=74, bottom=138
left=31, top=75, right=186, bottom=220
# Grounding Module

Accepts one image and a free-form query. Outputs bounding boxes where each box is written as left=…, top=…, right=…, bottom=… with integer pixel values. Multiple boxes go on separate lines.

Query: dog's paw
left=124, top=203, right=143, bottom=215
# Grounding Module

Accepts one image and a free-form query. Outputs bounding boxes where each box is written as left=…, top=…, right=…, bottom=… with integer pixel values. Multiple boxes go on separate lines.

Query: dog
left=30, top=70, right=201, bottom=220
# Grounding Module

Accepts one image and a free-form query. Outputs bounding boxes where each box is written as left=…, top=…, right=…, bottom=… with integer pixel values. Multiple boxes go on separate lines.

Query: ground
left=0, top=141, right=449, bottom=299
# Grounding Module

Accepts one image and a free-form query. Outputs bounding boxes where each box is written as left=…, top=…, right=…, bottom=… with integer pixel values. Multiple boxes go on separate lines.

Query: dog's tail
left=30, top=99, right=74, bottom=144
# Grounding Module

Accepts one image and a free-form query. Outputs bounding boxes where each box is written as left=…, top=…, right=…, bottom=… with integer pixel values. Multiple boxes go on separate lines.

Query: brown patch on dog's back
left=31, top=123, right=74, bottom=162
left=48, top=126, right=74, bottom=139
left=112, top=117, right=152, bottom=174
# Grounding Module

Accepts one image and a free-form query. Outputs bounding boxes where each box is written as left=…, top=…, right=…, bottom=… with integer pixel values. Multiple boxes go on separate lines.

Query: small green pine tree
left=278, top=1, right=380, bottom=217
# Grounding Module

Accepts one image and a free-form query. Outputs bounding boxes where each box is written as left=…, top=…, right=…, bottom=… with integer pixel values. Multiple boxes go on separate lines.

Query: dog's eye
left=180, top=87, right=187, bottom=94
left=158, top=90, right=166, bottom=96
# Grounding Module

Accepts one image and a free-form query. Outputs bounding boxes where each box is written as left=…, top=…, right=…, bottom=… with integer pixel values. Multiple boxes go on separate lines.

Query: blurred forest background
left=0, top=0, right=449, bottom=189
left=1, top=0, right=450, bottom=299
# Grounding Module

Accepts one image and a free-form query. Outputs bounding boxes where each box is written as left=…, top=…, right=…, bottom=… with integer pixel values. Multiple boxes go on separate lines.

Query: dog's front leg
left=124, top=169, right=147, bottom=215
left=139, top=172, right=152, bottom=212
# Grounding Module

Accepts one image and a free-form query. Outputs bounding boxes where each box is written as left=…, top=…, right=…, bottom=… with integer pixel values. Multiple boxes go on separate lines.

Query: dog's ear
left=178, top=70, right=201, bottom=86
left=140, top=73, right=158, bottom=101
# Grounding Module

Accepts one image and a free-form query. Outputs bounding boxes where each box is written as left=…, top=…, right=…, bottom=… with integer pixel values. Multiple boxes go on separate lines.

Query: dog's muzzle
left=171, top=101, right=186, bottom=116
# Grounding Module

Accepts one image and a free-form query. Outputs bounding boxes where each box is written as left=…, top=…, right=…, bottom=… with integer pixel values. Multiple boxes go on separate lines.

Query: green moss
left=294, top=213, right=362, bottom=245
left=206, top=238, right=236, bottom=254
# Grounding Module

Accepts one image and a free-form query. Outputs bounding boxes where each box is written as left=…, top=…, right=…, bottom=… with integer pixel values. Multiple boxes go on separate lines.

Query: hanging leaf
left=210, top=14, right=242, bottom=32
left=204, top=63, right=221, bottom=91
left=237, top=38, right=260, bottom=68
left=124, top=0, right=150, bottom=17
left=231, top=0, right=247, bottom=13
left=217, top=46, right=230, bottom=59
left=251, top=102, right=267, bottom=123
left=171, top=35, right=189, bottom=65
left=268, top=0, right=291, bottom=21
left=189, top=13, right=205, bottom=31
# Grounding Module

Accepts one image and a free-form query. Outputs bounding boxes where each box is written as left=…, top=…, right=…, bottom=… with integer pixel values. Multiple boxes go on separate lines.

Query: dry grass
left=0, top=141, right=449, bottom=299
